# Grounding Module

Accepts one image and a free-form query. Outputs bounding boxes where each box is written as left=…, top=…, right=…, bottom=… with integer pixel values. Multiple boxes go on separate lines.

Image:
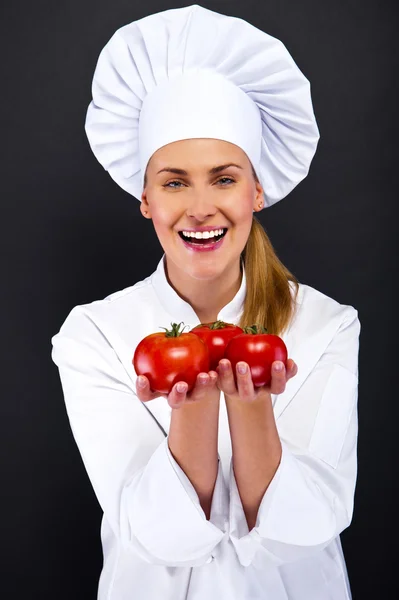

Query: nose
left=186, top=192, right=217, bottom=221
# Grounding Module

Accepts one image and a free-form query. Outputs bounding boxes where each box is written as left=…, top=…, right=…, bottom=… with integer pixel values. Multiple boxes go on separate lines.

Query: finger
left=270, top=361, right=286, bottom=394
left=188, top=372, right=214, bottom=403
left=167, top=381, right=188, bottom=409
left=208, top=371, right=219, bottom=387
left=136, top=375, right=159, bottom=402
left=286, top=359, right=298, bottom=380
left=216, top=359, right=237, bottom=396
left=236, top=362, right=255, bottom=402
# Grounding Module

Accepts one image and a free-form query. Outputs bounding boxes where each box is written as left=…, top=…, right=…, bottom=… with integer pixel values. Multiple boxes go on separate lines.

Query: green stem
left=242, top=324, right=268, bottom=335
left=158, top=322, right=189, bottom=337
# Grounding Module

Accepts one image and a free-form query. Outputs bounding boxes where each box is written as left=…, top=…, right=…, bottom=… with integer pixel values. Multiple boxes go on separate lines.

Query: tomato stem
left=159, top=322, right=189, bottom=338
left=193, top=320, right=240, bottom=330
left=242, top=324, right=268, bottom=334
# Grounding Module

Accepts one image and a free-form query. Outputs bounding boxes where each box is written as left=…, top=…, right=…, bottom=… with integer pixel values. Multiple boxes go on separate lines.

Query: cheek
left=149, top=205, right=180, bottom=242
left=233, top=187, right=255, bottom=221
left=150, top=202, right=175, bottom=225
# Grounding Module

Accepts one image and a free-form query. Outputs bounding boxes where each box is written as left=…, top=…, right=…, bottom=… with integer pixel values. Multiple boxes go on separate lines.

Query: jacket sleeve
left=51, top=306, right=228, bottom=567
left=229, top=308, right=361, bottom=568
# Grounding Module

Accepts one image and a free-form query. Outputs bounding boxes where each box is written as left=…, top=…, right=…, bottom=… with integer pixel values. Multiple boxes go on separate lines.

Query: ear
left=253, top=181, right=265, bottom=211
left=140, top=189, right=151, bottom=219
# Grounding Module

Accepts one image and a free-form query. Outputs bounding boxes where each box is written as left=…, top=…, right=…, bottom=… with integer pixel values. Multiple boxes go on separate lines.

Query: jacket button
left=206, top=555, right=214, bottom=564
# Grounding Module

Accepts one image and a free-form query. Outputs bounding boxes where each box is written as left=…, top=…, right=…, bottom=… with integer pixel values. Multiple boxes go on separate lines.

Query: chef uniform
left=51, top=5, right=361, bottom=599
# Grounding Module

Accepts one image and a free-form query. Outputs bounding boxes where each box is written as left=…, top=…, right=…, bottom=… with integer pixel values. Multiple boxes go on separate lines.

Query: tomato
left=190, top=321, right=244, bottom=371
left=133, top=322, right=210, bottom=394
left=224, top=325, right=288, bottom=388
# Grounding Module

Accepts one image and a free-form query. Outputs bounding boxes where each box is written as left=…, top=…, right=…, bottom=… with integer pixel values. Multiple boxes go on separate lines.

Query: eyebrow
left=156, top=163, right=244, bottom=176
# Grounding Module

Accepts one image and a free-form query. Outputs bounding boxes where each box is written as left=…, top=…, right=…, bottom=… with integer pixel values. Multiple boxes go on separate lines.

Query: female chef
left=51, top=5, right=361, bottom=599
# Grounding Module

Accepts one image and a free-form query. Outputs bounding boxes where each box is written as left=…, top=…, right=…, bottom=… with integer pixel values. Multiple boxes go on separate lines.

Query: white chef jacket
left=51, top=253, right=361, bottom=600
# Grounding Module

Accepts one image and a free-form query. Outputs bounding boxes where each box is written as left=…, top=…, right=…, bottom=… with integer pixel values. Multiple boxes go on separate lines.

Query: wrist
left=224, top=389, right=272, bottom=409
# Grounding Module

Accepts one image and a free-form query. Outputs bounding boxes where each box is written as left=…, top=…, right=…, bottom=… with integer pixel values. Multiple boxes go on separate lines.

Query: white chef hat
left=84, top=4, right=320, bottom=209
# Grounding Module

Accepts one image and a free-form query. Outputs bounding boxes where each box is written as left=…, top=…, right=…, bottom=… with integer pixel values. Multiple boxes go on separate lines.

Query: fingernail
left=137, top=376, right=146, bottom=387
left=177, top=383, right=187, bottom=393
left=274, top=362, right=284, bottom=372
left=237, top=363, right=247, bottom=374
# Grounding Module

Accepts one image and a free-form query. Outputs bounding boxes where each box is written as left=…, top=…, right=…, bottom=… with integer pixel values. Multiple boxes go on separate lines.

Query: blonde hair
left=238, top=164, right=300, bottom=337
left=240, top=215, right=299, bottom=337
left=143, top=164, right=300, bottom=336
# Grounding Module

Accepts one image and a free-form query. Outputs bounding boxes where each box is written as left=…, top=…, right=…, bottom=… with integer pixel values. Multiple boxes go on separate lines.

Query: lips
left=178, top=229, right=227, bottom=244
left=178, top=229, right=227, bottom=252
left=178, top=226, right=228, bottom=233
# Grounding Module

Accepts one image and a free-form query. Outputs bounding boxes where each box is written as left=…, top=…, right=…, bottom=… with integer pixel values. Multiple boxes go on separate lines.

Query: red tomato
left=190, top=321, right=244, bottom=371
left=225, top=325, right=288, bottom=388
left=133, top=322, right=210, bottom=394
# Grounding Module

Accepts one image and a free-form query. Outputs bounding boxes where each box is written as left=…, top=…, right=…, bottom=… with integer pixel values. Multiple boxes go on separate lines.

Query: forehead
left=148, top=138, right=249, bottom=169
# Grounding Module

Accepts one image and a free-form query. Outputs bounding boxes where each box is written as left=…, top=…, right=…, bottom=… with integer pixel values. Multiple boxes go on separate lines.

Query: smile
left=178, top=229, right=228, bottom=252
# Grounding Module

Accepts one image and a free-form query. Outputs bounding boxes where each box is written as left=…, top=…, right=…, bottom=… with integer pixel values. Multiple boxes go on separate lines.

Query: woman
left=51, top=5, right=360, bottom=599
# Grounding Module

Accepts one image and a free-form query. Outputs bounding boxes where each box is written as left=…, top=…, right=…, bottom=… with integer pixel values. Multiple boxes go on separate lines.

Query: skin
left=140, top=138, right=262, bottom=324
left=135, top=138, right=298, bottom=408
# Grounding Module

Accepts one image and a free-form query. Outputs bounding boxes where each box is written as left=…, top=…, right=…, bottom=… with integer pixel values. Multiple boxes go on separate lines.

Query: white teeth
left=182, top=228, right=224, bottom=239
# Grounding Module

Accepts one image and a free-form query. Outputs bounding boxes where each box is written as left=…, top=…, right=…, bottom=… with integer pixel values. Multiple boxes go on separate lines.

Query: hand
left=216, top=358, right=298, bottom=404
left=136, top=371, right=221, bottom=410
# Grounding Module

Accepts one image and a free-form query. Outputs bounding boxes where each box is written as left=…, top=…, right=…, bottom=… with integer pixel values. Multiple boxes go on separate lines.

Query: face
left=140, top=138, right=264, bottom=281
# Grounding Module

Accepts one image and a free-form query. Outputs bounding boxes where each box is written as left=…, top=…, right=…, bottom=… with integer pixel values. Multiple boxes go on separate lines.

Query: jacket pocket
left=308, top=364, right=358, bottom=469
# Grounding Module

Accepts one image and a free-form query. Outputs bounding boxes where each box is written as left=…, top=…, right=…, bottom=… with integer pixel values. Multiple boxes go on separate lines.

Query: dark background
left=1, top=0, right=397, bottom=597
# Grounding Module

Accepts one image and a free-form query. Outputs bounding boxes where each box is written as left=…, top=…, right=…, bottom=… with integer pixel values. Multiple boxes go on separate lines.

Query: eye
left=163, top=176, right=235, bottom=189
left=216, top=177, right=235, bottom=185
left=163, top=180, right=185, bottom=188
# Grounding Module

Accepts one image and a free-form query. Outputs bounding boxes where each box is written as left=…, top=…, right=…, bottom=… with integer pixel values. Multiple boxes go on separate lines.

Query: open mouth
left=178, top=228, right=228, bottom=245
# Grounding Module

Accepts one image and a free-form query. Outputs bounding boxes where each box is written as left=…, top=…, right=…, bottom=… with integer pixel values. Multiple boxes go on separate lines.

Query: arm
left=226, top=308, right=361, bottom=568
left=225, top=393, right=282, bottom=531
left=51, top=306, right=228, bottom=567
left=168, top=392, right=220, bottom=520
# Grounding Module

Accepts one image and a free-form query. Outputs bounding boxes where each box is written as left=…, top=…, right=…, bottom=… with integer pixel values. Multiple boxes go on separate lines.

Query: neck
left=165, top=256, right=243, bottom=323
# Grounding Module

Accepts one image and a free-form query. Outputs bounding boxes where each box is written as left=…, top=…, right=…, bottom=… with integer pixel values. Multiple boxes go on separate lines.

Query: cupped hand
left=216, top=358, right=298, bottom=404
left=136, top=371, right=221, bottom=409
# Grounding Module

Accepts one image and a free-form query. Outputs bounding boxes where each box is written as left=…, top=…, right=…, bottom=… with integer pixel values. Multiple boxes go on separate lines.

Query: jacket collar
left=151, top=253, right=247, bottom=326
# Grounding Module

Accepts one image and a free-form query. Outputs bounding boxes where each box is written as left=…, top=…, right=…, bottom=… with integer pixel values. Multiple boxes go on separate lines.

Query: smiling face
left=140, top=138, right=264, bottom=281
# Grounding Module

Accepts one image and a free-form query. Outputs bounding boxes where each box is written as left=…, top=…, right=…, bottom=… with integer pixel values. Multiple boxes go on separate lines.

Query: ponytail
left=239, top=167, right=300, bottom=337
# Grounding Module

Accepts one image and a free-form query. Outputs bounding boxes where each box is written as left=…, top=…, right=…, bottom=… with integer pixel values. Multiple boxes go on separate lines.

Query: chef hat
left=84, top=4, right=320, bottom=209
